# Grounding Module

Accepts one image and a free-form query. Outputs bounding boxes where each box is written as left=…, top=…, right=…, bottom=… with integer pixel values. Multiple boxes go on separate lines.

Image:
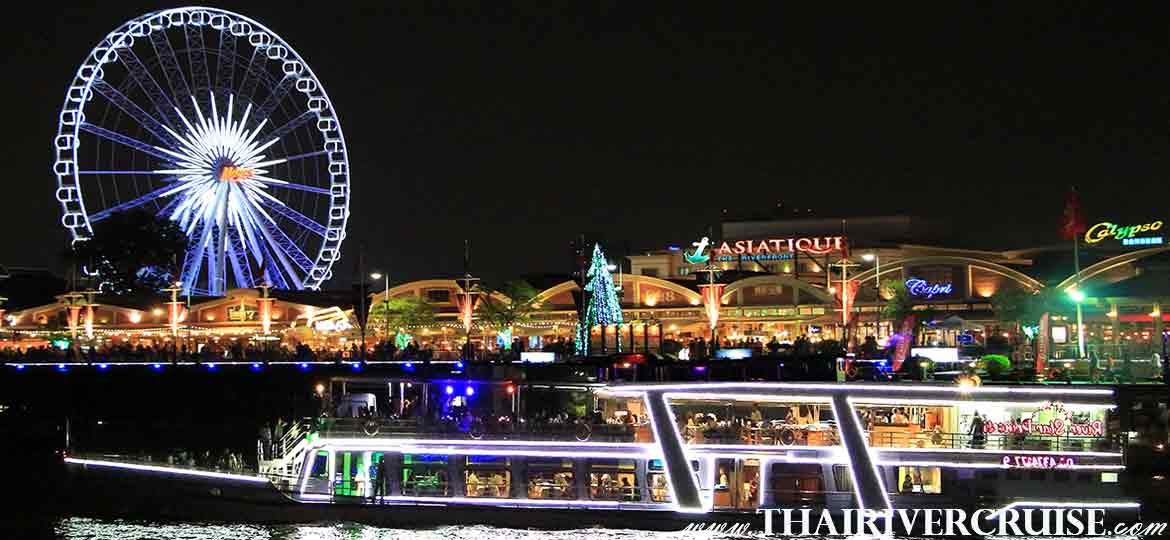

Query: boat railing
left=868, top=430, right=1125, bottom=453
left=314, top=416, right=639, bottom=442
left=684, top=424, right=839, bottom=446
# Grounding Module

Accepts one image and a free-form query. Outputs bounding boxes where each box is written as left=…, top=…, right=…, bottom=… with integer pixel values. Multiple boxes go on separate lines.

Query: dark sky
left=4, top=2, right=1169, bottom=286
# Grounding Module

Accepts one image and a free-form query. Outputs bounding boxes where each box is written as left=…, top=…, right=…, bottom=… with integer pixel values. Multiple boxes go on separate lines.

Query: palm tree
left=479, top=280, right=543, bottom=349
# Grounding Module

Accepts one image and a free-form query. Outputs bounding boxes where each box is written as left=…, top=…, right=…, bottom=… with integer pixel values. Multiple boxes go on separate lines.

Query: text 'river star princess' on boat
left=64, top=379, right=1137, bottom=528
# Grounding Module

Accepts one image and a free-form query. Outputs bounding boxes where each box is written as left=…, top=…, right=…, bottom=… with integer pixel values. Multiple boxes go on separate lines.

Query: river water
left=44, top=517, right=1148, bottom=540
left=51, top=519, right=715, bottom=540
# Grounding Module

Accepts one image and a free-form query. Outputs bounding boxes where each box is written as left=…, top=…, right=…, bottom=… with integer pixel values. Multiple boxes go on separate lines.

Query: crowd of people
left=0, top=340, right=442, bottom=365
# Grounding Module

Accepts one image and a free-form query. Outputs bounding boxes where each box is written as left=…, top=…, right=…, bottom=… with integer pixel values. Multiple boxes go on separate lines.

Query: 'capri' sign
left=905, top=278, right=952, bottom=299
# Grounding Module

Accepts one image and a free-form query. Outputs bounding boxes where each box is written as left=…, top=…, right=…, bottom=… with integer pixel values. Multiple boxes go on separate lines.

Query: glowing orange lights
left=219, top=166, right=255, bottom=182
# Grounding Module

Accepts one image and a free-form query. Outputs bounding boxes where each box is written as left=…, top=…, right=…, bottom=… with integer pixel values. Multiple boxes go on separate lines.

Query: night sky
left=4, top=2, right=1169, bottom=286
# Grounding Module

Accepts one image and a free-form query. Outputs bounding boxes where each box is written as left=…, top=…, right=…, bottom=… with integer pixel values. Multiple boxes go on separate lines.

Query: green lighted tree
left=576, top=244, right=623, bottom=355
left=367, top=296, right=435, bottom=339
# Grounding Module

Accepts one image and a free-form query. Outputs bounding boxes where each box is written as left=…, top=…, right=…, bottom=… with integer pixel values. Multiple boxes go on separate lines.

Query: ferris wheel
left=53, top=7, right=350, bottom=296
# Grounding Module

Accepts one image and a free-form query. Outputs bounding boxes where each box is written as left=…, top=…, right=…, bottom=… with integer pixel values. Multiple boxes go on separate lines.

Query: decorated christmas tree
left=576, top=243, right=624, bottom=355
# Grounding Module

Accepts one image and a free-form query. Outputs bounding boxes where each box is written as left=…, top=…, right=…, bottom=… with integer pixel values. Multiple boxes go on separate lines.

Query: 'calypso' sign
left=1084, top=220, right=1162, bottom=244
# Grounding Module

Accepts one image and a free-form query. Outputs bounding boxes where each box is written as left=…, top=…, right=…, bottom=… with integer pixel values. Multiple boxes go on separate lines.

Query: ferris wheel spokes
left=56, top=8, right=350, bottom=296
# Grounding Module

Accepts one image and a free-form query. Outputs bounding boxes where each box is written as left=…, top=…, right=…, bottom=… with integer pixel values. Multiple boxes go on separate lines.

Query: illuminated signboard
left=1084, top=220, right=1163, bottom=246
left=1001, top=455, right=1075, bottom=469
left=982, top=402, right=1103, bottom=437
left=684, top=237, right=711, bottom=264
left=713, top=236, right=845, bottom=262
left=219, top=166, right=255, bottom=182
left=905, top=278, right=953, bottom=299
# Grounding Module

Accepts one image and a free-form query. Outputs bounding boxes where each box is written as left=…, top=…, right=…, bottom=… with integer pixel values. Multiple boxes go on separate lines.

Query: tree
left=881, top=279, right=935, bottom=349
left=479, top=280, right=543, bottom=350
left=991, top=287, right=1057, bottom=332
left=576, top=244, right=623, bottom=355
left=367, top=296, right=435, bottom=339
left=67, top=210, right=187, bottom=294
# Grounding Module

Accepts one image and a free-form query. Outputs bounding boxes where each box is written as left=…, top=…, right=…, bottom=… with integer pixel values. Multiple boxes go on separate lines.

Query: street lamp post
left=863, top=253, right=880, bottom=341
left=1068, top=287, right=1087, bottom=360
left=370, top=272, right=390, bottom=356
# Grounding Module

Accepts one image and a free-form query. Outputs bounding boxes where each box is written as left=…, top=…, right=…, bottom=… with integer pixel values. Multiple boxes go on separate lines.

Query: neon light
left=218, top=165, right=256, bottom=182
left=874, top=459, right=1122, bottom=471
left=1085, top=220, right=1162, bottom=244
left=465, top=386, right=475, bottom=397
left=882, top=446, right=1122, bottom=457
left=984, top=418, right=1104, bottom=437
left=603, top=381, right=1113, bottom=397
left=715, top=236, right=845, bottom=259
left=906, top=278, right=953, bottom=299
left=65, top=457, right=269, bottom=483
left=445, top=385, right=454, bottom=395
left=1001, top=455, right=1075, bottom=469
left=298, top=492, right=653, bottom=509
left=642, top=391, right=695, bottom=513
left=683, top=236, right=711, bottom=264
left=835, top=396, right=892, bottom=510
left=315, top=438, right=654, bottom=449
left=1123, top=236, right=1163, bottom=246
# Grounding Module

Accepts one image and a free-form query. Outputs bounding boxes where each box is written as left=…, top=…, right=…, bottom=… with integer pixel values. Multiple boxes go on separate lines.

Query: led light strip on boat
left=65, top=457, right=270, bottom=483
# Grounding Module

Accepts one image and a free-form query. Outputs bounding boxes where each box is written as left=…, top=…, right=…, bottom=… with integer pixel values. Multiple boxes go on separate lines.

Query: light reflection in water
left=54, top=518, right=709, bottom=540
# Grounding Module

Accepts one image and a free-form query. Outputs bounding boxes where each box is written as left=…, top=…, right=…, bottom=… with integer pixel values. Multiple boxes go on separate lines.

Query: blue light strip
left=1122, top=236, right=1163, bottom=246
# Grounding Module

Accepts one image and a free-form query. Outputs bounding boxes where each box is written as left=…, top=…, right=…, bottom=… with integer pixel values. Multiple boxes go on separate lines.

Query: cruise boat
left=64, top=379, right=1139, bottom=529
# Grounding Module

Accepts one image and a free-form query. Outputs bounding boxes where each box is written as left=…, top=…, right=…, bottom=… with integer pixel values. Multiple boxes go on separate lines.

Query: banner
left=1036, top=312, right=1050, bottom=376
left=840, top=280, right=860, bottom=351
left=891, top=314, right=916, bottom=372
left=699, top=283, right=726, bottom=330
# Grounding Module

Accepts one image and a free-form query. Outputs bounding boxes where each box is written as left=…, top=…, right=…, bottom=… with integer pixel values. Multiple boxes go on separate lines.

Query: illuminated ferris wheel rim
left=52, top=6, right=350, bottom=294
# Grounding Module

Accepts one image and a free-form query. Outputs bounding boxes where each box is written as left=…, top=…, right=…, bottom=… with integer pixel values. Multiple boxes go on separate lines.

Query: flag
left=891, top=314, right=916, bottom=372
left=1060, top=187, right=1086, bottom=240
left=1036, top=312, right=1050, bottom=376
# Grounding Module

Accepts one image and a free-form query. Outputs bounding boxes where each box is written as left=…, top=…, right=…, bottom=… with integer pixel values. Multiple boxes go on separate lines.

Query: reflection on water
left=49, top=517, right=1149, bottom=540
left=53, top=518, right=708, bottom=540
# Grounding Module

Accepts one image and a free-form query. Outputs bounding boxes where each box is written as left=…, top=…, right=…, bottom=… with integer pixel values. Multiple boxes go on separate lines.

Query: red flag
left=891, top=314, right=916, bottom=372
left=1060, top=187, right=1086, bottom=240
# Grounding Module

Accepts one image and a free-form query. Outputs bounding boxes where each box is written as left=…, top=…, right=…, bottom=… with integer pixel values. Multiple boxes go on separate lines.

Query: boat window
left=1054, top=470, right=1071, bottom=482
left=768, top=463, right=826, bottom=506
left=334, top=451, right=372, bottom=498
left=465, top=456, right=510, bottom=498
left=309, top=450, right=329, bottom=480
left=675, top=400, right=837, bottom=447
left=588, top=459, right=638, bottom=501
left=1028, top=470, right=1046, bottom=481
left=647, top=470, right=671, bottom=502
left=526, top=459, right=575, bottom=500
left=401, top=454, right=449, bottom=497
left=832, top=465, right=852, bottom=493
left=855, top=404, right=950, bottom=449
left=896, top=466, right=941, bottom=494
